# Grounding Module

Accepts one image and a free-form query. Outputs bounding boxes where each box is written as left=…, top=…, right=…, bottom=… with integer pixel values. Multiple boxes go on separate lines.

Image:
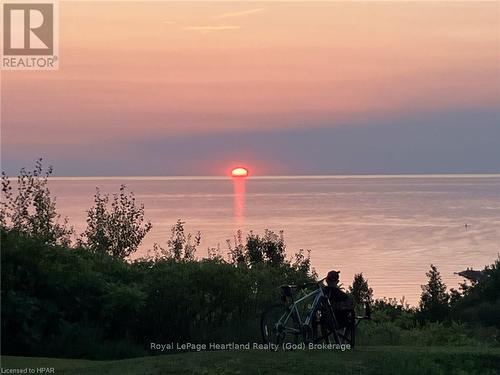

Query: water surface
left=48, top=175, right=500, bottom=305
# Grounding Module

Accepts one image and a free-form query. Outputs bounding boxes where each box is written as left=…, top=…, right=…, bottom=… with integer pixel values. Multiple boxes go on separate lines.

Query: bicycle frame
left=277, top=284, right=331, bottom=338
left=263, top=279, right=370, bottom=347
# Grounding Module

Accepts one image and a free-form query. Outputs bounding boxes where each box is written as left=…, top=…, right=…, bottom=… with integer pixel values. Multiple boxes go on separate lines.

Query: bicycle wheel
left=316, top=303, right=340, bottom=345
left=312, top=314, right=331, bottom=344
left=336, top=309, right=356, bottom=348
left=261, top=303, right=301, bottom=346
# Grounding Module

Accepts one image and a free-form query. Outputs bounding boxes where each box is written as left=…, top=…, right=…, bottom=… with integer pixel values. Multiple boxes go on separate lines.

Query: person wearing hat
left=323, top=270, right=353, bottom=327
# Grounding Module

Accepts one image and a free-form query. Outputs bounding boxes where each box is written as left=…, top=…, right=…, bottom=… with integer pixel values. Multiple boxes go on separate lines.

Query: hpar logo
left=1, top=0, right=59, bottom=70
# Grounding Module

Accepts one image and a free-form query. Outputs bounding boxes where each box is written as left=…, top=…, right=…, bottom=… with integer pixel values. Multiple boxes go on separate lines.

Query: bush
left=79, top=185, right=152, bottom=259
left=0, top=159, right=73, bottom=246
left=451, top=256, right=500, bottom=328
left=227, top=229, right=286, bottom=266
left=371, top=297, right=416, bottom=329
left=147, top=219, right=201, bottom=261
left=1, top=228, right=314, bottom=359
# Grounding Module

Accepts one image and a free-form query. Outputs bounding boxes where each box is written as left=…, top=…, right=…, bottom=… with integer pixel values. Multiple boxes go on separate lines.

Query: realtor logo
left=1, top=0, right=59, bottom=70
left=4, top=3, right=53, bottom=55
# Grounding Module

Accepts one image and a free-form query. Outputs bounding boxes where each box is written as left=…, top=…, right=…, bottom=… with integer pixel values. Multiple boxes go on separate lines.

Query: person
left=323, top=270, right=353, bottom=327
left=325, top=270, right=350, bottom=301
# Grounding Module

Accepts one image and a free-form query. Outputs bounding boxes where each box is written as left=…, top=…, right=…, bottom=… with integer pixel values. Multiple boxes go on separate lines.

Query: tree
left=291, top=249, right=313, bottom=277
left=166, top=219, right=201, bottom=261
left=349, top=273, right=373, bottom=306
left=80, top=185, right=152, bottom=259
left=0, top=159, right=73, bottom=246
left=419, top=264, right=450, bottom=322
left=226, top=230, right=245, bottom=264
left=227, top=229, right=286, bottom=267
left=148, top=220, right=201, bottom=261
left=450, top=256, right=500, bottom=327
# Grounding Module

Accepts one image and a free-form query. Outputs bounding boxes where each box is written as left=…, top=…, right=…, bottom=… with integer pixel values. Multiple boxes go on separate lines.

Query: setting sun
left=231, top=167, right=249, bottom=177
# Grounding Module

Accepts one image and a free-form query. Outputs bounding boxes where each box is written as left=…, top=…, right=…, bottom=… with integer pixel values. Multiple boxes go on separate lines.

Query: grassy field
left=2, top=346, right=500, bottom=375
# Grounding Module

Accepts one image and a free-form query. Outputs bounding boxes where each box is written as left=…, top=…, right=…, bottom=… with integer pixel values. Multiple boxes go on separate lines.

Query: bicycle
left=261, top=278, right=371, bottom=348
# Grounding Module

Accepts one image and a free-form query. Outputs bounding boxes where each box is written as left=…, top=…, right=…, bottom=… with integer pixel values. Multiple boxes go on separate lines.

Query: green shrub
left=79, top=185, right=152, bottom=259
left=0, top=159, right=73, bottom=246
left=451, top=257, right=500, bottom=328
left=1, top=228, right=313, bottom=359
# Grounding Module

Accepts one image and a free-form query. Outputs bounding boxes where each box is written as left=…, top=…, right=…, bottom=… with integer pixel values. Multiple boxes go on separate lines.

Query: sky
left=1, top=1, right=499, bottom=176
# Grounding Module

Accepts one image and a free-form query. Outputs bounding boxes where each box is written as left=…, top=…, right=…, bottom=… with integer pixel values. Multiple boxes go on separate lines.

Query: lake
left=47, top=175, right=500, bottom=305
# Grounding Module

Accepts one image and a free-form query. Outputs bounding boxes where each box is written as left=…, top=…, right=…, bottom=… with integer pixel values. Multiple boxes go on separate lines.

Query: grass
left=2, top=346, right=500, bottom=375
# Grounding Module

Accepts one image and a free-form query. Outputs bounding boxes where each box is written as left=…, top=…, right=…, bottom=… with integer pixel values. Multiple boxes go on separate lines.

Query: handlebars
left=280, top=280, right=322, bottom=294
left=281, top=277, right=343, bottom=292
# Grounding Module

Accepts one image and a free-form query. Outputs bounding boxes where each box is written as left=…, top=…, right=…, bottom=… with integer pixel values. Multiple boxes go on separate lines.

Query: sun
left=231, top=167, right=249, bottom=177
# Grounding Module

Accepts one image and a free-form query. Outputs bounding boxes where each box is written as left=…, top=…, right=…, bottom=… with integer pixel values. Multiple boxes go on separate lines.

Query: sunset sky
left=1, top=1, right=499, bottom=175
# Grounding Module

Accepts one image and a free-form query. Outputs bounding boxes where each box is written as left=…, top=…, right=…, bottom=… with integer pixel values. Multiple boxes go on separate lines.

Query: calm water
left=48, top=175, right=500, bottom=305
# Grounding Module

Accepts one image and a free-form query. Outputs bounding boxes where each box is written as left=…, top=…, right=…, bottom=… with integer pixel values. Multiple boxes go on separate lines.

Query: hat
left=326, top=270, right=340, bottom=286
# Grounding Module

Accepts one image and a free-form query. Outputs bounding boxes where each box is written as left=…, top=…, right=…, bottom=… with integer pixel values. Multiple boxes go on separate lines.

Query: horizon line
left=11, top=173, right=499, bottom=181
